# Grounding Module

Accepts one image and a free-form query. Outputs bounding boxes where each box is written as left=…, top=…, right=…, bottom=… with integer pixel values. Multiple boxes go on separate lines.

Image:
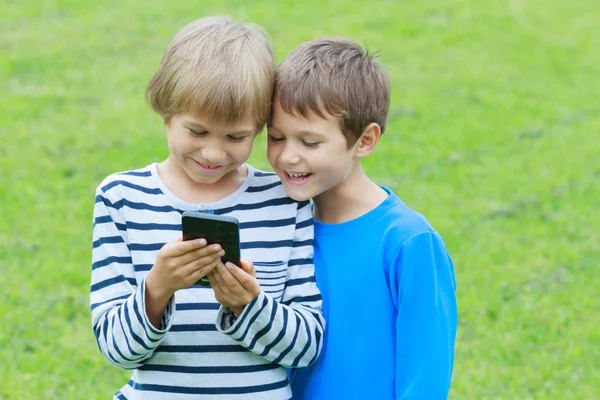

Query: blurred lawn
left=1, top=0, right=599, bottom=399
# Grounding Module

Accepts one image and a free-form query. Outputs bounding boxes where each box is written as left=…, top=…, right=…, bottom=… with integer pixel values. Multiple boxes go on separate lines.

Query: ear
left=354, top=123, right=382, bottom=158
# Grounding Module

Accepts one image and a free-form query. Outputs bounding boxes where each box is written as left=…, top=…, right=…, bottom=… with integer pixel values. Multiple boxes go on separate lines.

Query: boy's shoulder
left=381, top=190, right=445, bottom=251
left=96, top=164, right=156, bottom=198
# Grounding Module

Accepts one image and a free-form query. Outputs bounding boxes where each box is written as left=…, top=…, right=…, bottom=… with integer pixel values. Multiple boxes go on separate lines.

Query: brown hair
left=274, top=37, right=390, bottom=148
left=146, top=16, right=275, bottom=130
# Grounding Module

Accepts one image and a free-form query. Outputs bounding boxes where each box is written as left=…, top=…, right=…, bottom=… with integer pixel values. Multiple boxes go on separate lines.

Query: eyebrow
left=184, top=120, right=253, bottom=135
left=269, top=125, right=327, bottom=139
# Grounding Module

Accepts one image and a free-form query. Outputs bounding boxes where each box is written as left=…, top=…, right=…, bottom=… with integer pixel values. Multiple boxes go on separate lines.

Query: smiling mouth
left=194, top=161, right=224, bottom=171
left=284, top=171, right=312, bottom=181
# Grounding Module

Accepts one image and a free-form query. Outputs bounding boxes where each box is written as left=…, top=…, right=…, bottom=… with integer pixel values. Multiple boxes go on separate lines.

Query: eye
left=302, top=140, right=320, bottom=148
left=228, top=135, right=247, bottom=142
left=268, top=135, right=285, bottom=143
left=189, top=129, right=207, bottom=137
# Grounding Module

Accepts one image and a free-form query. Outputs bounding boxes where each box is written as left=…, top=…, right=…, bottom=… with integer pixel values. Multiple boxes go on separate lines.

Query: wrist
left=230, top=305, right=245, bottom=316
left=145, top=271, right=173, bottom=302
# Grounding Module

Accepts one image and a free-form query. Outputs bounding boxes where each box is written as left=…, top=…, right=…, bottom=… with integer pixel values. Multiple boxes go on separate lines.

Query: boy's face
left=166, top=113, right=257, bottom=185
left=267, top=99, right=358, bottom=201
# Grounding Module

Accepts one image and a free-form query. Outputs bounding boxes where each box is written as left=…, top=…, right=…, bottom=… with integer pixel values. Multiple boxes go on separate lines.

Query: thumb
left=240, top=259, right=256, bottom=277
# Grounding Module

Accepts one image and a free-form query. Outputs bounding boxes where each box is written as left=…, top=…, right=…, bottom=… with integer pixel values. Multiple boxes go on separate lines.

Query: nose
left=278, top=143, right=301, bottom=165
left=200, top=145, right=226, bottom=165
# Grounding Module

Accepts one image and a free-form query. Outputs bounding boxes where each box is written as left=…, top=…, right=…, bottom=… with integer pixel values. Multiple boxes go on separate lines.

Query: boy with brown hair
left=91, top=17, right=324, bottom=400
left=267, top=38, right=457, bottom=399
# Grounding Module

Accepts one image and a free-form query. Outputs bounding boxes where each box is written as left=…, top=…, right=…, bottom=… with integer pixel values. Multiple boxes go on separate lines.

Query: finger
left=179, top=244, right=223, bottom=266
left=210, top=267, right=232, bottom=301
left=213, top=263, right=238, bottom=296
left=220, top=262, right=249, bottom=293
left=239, top=259, right=256, bottom=278
left=181, top=250, right=224, bottom=276
left=167, top=238, right=208, bottom=257
left=226, top=262, right=260, bottom=294
left=188, top=258, right=221, bottom=285
left=207, top=271, right=224, bottom=296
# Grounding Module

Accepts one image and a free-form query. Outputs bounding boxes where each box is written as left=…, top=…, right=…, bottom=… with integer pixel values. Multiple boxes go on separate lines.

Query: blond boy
left=91, top=17, right=324, bottom=399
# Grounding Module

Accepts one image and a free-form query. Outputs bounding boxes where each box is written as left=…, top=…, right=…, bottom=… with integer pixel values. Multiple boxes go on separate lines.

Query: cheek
left=266, top=145, right=277, bottom=161
left=232, top=141, right=255, bottom=160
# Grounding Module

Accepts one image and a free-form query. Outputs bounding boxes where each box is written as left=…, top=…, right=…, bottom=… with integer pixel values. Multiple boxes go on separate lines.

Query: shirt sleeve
left=390, top=232, right=458, bottom=399
left=90, top=186, right=175, bottom=370
left=216, top=200, right=325, bottom=368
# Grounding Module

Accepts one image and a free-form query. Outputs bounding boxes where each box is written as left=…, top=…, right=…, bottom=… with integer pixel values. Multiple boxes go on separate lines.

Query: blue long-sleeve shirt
left=291, top=188, right=457, bottom=399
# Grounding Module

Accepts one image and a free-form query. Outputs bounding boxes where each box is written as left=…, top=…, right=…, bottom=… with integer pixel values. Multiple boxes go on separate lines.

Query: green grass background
left=1, top=0, right=599, bottom=398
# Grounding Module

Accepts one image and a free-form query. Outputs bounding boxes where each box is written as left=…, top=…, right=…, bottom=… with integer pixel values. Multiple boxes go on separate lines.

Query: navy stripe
left=122, top=301, right=153, bottom=351
left=291, top=312, right=312, bottom=367
left=92, top=235, right=125, bottom=248
left=239, top=217, right=296, bottom=229
left=117, top=170, right=151, bottom=177
left=298, top=200, right=310, bottom=208
left=91, top=275, right=126, bottom=292
left=170, top=324, right=217, bottom=332
left=308, top=319, right=323, bottom=366
left=101, top=180, right=163, bottom=195
left=155, top=345, right=245, bottom=353
left=246, top=181, right=282, bottom=192
left=260, top=306, right=289, bottom=357
left=248, top=300, right=279, bottom=350
left=215, top=197, right=296, bottom=215
left=272, top=314, right=301, bottom=365
left=235, top=300, right=270, bottom=343
left=91, top=294, right=130, bottom=311
left=296, top=218, right=313, bottom=230
left=176, top=302, right=220, bottom=311
left=241, top=240, right=293, bottom=250
left=93, top=256, right=132, bottom=270
left=260, top=281, right=286, bottom=288
left=229, top=296, right=266, bottom=336
left=256, top=268, right=287, bottom=275
left=282, top=294, right=322, bottom=306
left=130, top=243, right=164, bottom=251
left=288, top=258, right=312, bottom=267
left=127, top=221, right=180, bottom=231
left=134, top=264, right=153, bottom=272
left=133, top=379, right=288, bottom=395
left=97, top=195, right=180, bottom=213
left=286, top=276, right=316, bottom=287
left=139, top=363, right=279, bottom=374
left=253, top=171, right=277, bottom=177
left=116, top=393, right=127, bottom=400
left=116, top=312, right=144, bottom=359
left=132, top=293, right=162, bottom=344
left=93, top=215, right=112, bottom=226
left=293, top=239, right=313, bottom=247
left=258, top=274, right=287, bottom=281
left=124, top=219, right=296, bottom=231
left=254, top=261, right=286, bottom=267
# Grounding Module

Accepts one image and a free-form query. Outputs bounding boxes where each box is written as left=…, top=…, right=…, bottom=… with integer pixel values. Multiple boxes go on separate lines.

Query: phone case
left=181, top=211, right=241, bottom=286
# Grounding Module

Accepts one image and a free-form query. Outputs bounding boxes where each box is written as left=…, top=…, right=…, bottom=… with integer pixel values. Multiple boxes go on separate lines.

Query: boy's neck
left=312, top=165, right=388, bottom=224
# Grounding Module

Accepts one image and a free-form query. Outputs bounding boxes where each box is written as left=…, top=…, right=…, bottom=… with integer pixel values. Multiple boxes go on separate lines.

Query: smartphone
left=181, top=211, right=241, bottom=286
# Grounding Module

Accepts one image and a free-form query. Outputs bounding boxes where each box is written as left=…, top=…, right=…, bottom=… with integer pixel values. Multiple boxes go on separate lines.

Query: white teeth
left=287, top=172, right=310, bottom=179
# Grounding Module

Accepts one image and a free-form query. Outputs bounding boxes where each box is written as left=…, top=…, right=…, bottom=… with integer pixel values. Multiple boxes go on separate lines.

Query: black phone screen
left=181, top=211, right=240, bottom=286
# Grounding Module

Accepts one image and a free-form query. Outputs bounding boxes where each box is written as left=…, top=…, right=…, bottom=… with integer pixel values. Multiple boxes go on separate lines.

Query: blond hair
left=275, top=37, right=390, bottom=148
left=146, top=16, right=275, bottom=129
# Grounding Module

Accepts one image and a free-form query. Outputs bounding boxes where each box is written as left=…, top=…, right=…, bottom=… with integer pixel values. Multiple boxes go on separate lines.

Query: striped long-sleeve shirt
left=91, top=163, right=324, bottom=400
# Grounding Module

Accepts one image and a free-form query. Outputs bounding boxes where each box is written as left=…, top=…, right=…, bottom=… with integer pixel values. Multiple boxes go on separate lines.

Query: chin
left=283, top=186, right=313, bottom=202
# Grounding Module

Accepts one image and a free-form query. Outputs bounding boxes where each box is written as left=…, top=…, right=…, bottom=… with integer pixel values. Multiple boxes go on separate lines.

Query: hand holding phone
left=181, top=211, right=241, bottom=286
left=146, top=237, right=224, bottom=296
